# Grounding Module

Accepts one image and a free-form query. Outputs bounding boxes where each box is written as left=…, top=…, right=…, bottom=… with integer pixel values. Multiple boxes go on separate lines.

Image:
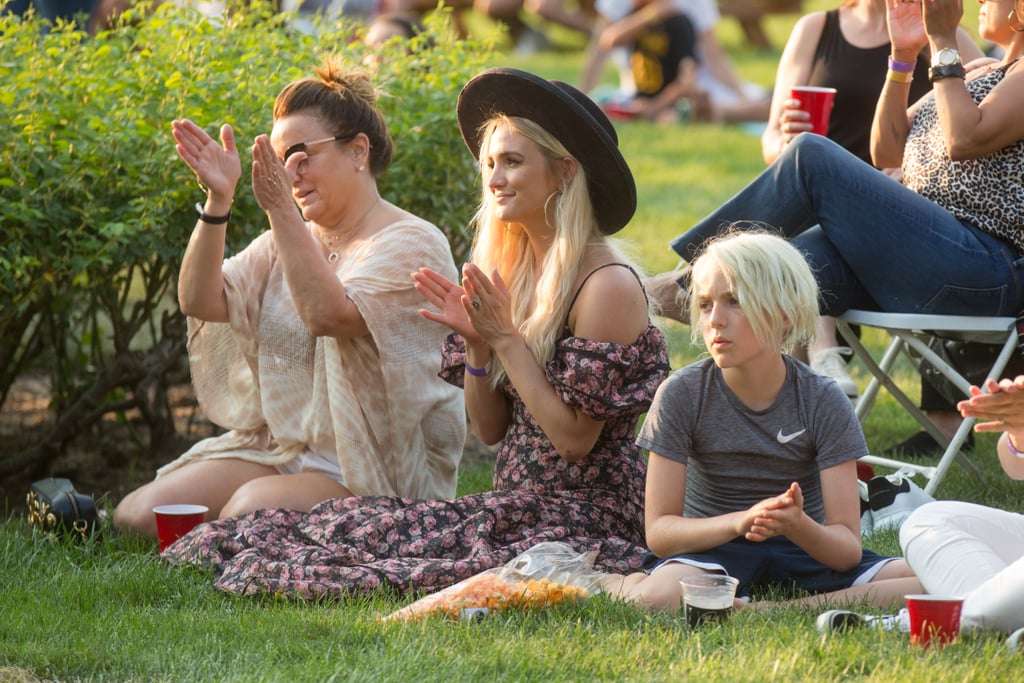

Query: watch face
left=934, top=48, right=961, bottom=67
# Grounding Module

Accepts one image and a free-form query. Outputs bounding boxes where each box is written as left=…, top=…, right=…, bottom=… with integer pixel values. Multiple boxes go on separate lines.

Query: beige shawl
left=157, top=218, right=466, bottom=500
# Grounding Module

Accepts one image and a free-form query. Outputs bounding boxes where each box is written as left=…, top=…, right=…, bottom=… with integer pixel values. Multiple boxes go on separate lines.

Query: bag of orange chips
left=381, top=542, right=606, bottom=622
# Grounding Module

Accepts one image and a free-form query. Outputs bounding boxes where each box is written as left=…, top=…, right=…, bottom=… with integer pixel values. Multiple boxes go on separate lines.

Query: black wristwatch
left=929, top=48, right=965, bottom=82
left=195, top=202, right=232, bottom=225
left=929, top=63, right=966, bottom=82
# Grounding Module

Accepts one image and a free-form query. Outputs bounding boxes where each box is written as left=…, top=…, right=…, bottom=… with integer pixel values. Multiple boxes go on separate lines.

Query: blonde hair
left=469, top=116, right=630, bottom=386
left=689, top=231, right=819, bottom=354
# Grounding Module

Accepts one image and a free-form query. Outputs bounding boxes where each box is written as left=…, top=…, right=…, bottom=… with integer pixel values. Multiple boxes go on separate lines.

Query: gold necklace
left=316, top=197, right=380, bottom=264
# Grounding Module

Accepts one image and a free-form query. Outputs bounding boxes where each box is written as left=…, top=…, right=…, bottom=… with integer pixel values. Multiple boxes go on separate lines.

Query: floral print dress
left=163, top=324, right=669, bottom=599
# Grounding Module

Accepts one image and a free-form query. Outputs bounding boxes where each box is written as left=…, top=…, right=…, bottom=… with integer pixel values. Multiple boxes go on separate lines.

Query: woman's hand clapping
left=921, top=0, right=964, bottom=46
left=251, top=134, right=299, bottom=213
left=958, top=376, right=1024, bottom=434
left=172, top=119, right=241, bottom=202
left=886, top=0, right=928, bottom=56
left=413, top=263, right=516, bottom=350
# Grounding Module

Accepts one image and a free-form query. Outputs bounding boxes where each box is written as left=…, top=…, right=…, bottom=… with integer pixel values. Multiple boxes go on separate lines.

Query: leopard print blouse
left=903, top=60, right=1024, bottom=253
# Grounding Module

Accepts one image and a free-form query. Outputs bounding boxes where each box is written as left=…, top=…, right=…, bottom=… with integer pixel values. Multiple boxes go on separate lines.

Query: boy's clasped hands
left=743, top=482, right=804, bottom=542
left=745, top=483, right=806, bottom=540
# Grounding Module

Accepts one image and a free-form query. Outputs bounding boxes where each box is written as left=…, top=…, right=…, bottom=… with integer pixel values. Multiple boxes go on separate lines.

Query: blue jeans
left=671, top=135, right=1024, bottom=317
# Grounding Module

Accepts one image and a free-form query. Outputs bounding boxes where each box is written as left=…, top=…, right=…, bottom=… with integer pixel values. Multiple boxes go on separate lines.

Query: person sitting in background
left=279, top=0, right=377, bottom=36
left=878, top=0, right=1024, bottom=458
left=113, top=59, right=466, bottom=540
left=160, top=68, right=670, bottom=599
left=761, top=0, right=983, bottom=166
left=384, top=0, right=592, bottom=52
left=646, top=0, right=1024, bottom=397
left=361, top=11, right=435, bottom=69
left=605, top=231, right=919, bottom=612
left=581, top=0, right=769, bottom=124
left=759, top=0, right=981, bottom=408
left=590, top=0, right=701, bottom=123
left=363, top=11, right=428, bottom=48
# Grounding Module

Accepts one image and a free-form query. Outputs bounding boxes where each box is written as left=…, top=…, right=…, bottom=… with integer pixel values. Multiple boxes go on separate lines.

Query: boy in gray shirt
left=606, top=231, right=920, bottom=611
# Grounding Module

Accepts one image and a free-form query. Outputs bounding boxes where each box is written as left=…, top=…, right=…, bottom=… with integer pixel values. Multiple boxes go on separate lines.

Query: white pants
left=900, top=501, right=1024, bottom=633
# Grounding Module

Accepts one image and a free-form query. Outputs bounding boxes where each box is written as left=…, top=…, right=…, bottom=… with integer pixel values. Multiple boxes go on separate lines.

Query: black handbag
left=26, top=477, right=99, bottom=540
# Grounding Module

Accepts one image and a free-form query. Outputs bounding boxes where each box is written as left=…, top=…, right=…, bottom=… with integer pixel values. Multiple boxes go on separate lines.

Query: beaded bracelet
left=464, top=360, right=489, bottom=377
left=1006, top=433, right=1024, bottom=459
left=887, top=69, right=913, bottom=84
left=888, top=56, right=916, bottom=73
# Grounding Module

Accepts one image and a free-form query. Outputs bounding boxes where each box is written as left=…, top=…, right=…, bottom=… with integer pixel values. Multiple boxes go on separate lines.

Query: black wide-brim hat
left=456, top=67, right=637, bottom=235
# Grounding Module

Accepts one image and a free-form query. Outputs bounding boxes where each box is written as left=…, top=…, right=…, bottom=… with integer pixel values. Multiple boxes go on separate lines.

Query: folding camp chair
left=836, top=310, right=1020, bottom=495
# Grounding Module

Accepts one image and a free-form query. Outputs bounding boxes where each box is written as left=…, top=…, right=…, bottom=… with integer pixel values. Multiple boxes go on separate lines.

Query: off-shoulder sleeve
left=547, top=324, right=670, bottom=420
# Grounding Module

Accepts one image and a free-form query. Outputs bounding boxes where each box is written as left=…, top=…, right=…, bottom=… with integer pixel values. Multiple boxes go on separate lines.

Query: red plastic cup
left=153, top=504, right=209, bottom=552
left=790, top=86, right=837, bottom=136
left=602, top=101, right=640, bottom=121
left=905, top=594, right=963, bottom=648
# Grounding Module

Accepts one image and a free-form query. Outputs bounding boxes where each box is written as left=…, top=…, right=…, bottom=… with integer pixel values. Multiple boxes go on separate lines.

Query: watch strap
left=928, top=63, right=966, bottom=83
left=195, top=202, right=232, bottom=225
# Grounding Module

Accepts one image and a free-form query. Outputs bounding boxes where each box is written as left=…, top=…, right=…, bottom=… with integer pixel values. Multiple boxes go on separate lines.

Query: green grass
left=2, top=8, right=1018, bottom=682
left=2, top=505, right=1021, bottom=682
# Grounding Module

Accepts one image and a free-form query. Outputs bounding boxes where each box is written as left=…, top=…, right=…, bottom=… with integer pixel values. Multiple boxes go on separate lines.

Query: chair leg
left=837, top=317, right=1019, bottom=494
left=925, top=418, right=984, bottom=496
left=923, top=330, right=1019, bottom=494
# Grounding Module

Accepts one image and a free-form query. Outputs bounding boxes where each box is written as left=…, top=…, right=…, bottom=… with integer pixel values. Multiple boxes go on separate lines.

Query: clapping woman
left=114, top=58, right=465, bottom=539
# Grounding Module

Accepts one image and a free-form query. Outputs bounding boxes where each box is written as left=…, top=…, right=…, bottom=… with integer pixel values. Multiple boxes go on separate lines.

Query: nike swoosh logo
left=776, top=429, right=806, bottom=444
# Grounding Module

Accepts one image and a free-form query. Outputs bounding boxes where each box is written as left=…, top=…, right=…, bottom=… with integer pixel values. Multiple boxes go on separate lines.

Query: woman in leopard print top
left=663, top=0, right=1024, bottom=326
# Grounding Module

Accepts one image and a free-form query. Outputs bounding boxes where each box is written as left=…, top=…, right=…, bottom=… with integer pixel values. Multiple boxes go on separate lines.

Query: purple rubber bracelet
left=1007, top=433, right=1024, bottom=458
left=464, top=360, right=488, bottom=377
left=888, top=56, right=916, bottom=73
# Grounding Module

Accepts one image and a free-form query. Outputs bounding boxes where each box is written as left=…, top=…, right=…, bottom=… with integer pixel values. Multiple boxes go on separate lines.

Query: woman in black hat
left=414, top=66, right=665, bottom=470
left=162, top=68, right=670, bottom=600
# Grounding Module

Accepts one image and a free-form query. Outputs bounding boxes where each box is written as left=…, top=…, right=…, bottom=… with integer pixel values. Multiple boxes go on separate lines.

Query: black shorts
left=641, top=536, right=895, bottom=598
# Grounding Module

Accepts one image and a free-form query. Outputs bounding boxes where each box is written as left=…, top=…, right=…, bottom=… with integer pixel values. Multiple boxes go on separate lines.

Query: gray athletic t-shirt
left=636, top=355, right=867, bottom=525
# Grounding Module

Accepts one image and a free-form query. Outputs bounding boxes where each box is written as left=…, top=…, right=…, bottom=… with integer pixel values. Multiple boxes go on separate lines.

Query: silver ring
left=471, top=298, right=481, bottom=310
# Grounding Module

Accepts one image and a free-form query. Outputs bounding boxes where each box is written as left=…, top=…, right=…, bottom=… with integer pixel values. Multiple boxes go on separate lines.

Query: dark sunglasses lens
left=283, top=143, right=306, bottom=162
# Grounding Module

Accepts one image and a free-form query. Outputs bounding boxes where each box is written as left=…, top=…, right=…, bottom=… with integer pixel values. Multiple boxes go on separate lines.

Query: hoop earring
left=1010, top=9, right=1024, bottom=32
left=543, top=190, right=562, bottom=230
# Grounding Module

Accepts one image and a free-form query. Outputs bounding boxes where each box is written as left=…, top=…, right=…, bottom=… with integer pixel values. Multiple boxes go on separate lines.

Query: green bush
left=0, top=3, right=491, bottom=475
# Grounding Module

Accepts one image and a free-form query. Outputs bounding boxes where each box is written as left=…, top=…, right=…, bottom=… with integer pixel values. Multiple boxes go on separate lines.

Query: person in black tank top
left=806, top=9, right=931, bottom=162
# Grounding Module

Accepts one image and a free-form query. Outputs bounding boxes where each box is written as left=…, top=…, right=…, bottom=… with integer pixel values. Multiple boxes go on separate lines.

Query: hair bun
left=315, top=58, right=378, bottom=107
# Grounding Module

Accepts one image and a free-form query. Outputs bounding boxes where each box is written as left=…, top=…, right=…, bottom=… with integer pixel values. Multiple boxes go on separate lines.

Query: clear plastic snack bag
left=380, top=542, right=607, bottom=623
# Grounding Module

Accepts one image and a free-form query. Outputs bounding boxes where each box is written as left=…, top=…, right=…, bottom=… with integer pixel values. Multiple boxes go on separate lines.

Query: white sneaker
left=810, top=346, right=859, bottom=398
left=858, top=480, right=874, bottom=537
left=816, top=608, right=909, bottom=634
left=868, top=470, right=935, bottom=532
